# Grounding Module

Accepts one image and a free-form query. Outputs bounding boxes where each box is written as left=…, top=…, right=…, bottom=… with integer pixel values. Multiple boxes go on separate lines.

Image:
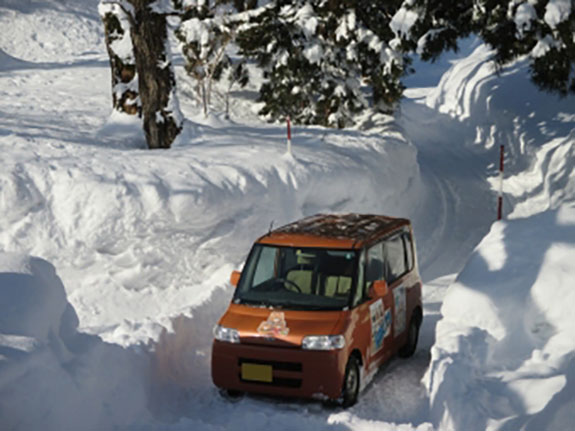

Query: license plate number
left=241, top=363, right=272, bottom=383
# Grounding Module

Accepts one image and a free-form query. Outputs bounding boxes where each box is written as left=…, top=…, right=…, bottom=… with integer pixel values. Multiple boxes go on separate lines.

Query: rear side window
left=366, top=244, right=384, bottom=283
left=362, top=243, right=384, bottom=299
left=383, top=234, right=406, bottom=284
left=403, top=232, right=414, bottom=271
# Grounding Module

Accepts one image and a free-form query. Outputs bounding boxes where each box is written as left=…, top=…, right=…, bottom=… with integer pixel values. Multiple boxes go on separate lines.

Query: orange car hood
left=219, top=303, right=345, bottom=347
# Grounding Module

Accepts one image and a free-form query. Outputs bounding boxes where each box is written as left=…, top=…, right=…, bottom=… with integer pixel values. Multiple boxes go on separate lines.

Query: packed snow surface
left=0, top=0, right=574, bottom=430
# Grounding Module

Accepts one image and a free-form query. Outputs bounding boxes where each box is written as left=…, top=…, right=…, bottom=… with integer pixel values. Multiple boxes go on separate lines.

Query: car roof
left=257, top=213, right=410, bottom=249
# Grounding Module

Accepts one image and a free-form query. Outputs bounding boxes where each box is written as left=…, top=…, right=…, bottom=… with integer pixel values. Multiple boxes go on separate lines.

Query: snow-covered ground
left=426, top=205, right=575, bottom=431
left=0, top=1, right=574, bottom=430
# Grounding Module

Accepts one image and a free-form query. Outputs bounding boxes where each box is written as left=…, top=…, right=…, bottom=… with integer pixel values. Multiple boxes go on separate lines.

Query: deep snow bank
left=0, top=112, right=422, bottom=346
left=424, top=204, right=575, bottom=431
left=423, top=43, right=575, bottom=217
left=0, top=253, right=150, bottom=431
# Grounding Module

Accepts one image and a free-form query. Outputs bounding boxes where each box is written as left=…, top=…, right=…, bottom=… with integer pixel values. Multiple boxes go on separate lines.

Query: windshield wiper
left=274, top=302, right=342, bottom=311
left=234, top=298, right=274, bottom=307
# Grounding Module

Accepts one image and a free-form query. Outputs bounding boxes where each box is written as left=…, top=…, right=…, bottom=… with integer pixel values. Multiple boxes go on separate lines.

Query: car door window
left=383, top=234, right=406, bottom=284
left=352, top=250, right=366, bottom=306
left=365, top=243, right=384, bottom=297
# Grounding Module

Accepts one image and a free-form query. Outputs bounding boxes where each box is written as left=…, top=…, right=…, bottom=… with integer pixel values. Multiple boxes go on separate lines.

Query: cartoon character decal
left=394, top=285, right=406, bottom=336
left=257, top=311, right=290, bottom=337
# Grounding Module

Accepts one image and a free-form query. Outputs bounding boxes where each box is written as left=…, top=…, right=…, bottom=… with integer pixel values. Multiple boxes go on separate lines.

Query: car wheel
left=341, top=355, right=360, bottom=407
left=399, top=315, right=420, bottom=358
left=218, top=388, right=243, bottom=401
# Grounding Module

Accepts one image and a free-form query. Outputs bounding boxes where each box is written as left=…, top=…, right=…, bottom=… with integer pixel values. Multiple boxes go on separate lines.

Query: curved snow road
left=401, top=92, right=496, bottom=282
left=149, top=94, right=498, bottom=430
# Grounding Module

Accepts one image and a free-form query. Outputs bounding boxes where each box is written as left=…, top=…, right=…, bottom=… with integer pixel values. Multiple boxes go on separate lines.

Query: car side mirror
left=369, top=280, right=388, bottom=298
left=230, top=270, right=241, bottom=287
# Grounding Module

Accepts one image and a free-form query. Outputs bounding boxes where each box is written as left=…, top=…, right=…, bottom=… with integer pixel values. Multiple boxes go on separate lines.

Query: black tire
left=399, top=315, right=420, bottom=358
left=341, top=355, right=360, bottom=408
left=218, top=388, right=243, bottom=401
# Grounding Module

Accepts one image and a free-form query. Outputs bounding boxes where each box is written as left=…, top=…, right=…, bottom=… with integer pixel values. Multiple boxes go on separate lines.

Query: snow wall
left=0, top=253, right=151, bottom=430
left=420, top=41, right=575, bottom=431
left=425, top=43, right=575, bottom=218
left=0, top=120, right=422, bottom=346
left=425, top=204, right=575, bottom=431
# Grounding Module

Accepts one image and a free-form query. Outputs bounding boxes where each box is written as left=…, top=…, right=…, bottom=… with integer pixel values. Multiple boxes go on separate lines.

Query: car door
left=355, top=241, right=395, bottom=368
left=382, top=229, right=417, bottom=351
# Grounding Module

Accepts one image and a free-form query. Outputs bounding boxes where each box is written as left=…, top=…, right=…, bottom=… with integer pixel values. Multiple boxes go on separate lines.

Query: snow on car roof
left=265, top=213, right=407, bottom=246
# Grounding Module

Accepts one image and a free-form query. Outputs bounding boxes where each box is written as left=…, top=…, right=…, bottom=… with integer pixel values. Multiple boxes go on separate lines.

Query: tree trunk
left=129, top=0, right=182, bottom=149
left=98, top=1, right=140, bottom=116
left=201, top=80, right=208, bottom=117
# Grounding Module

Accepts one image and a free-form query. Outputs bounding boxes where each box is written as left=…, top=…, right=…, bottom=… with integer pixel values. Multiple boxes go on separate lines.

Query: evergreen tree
left=237, top=0, right=408, bottom=128
left=175, top=1, right=250, bottom=117
left=390, top=0, right=475, bottom=61
left=477, top=0, right=574, bottom=95
left=391, top=0, right=575, bottom=96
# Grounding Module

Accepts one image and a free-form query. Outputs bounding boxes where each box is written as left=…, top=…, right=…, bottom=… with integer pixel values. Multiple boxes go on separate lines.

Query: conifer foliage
left=479, top=0, right=574, bottom=95
left=99, top=0, right=573, bottom=137
left=237, top=0, right=407, bottom=128
left=175, top=1, right=249, bottom=117
left=392, top=0, right=575, bottom=96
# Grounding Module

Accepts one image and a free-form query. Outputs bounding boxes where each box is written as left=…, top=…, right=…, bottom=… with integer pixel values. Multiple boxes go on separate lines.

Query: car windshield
left=233, top=244, right=358, bottom=310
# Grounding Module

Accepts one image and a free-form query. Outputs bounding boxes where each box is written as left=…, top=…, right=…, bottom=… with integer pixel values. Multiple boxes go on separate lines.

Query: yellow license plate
left=241, top=363, right=273, bottom=383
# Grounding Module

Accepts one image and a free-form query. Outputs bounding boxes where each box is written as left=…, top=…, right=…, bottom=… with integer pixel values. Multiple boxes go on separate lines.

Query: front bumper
left=211, top=340, right=347, bottom=400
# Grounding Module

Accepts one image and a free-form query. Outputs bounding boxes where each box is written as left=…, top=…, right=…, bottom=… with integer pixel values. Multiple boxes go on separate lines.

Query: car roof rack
left=266, top=213, right=408, bottom=247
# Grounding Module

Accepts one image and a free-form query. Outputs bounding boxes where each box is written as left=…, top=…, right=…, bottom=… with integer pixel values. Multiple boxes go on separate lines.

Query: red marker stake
left=497, top=144, right=504, bottom=220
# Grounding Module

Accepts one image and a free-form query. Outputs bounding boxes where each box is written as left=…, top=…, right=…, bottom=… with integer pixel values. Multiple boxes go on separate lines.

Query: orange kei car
left=211, top=213, right=423, bottom=406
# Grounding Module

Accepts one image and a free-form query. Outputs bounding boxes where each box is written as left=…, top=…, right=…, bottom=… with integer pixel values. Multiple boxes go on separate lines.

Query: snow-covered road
left=140, top=85, right=502, bottom=429
left=146, top=278, right=448, bottom=431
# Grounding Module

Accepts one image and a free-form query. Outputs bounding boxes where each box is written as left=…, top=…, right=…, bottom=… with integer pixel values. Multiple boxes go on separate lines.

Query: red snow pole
left=286, top=116, right=292, bottom=155
left=497, top=144, right=504, bottom=220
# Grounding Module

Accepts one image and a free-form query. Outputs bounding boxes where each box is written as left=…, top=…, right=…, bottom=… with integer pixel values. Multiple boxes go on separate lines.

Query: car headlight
left=213, top=325, right=240, bottom=343
left=302, top=335, right=345, bottom=350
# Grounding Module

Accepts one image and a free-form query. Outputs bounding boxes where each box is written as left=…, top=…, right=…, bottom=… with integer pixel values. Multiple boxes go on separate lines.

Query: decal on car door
left=369, top=299, right=390, bottom=353
left=384, top=308, right=392, bottom=338
left=394, top=286, right=407, bottom=336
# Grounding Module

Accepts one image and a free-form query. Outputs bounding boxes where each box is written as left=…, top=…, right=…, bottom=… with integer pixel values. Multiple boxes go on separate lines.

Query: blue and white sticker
left=369, top=299, right=385, bottom=354
left=394, top=286, right=407, bottom=336
left=384, top=308, right=392, bottom=338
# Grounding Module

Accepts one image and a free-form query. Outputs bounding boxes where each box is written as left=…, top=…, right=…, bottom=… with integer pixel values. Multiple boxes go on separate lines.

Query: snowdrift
left=425, top=204, right=575, bottom=431
left=0, top=253, right=150, bottom=431
left=424, top=43, right=575, bottom=217
left=0, top=119, right=422, bottom=347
